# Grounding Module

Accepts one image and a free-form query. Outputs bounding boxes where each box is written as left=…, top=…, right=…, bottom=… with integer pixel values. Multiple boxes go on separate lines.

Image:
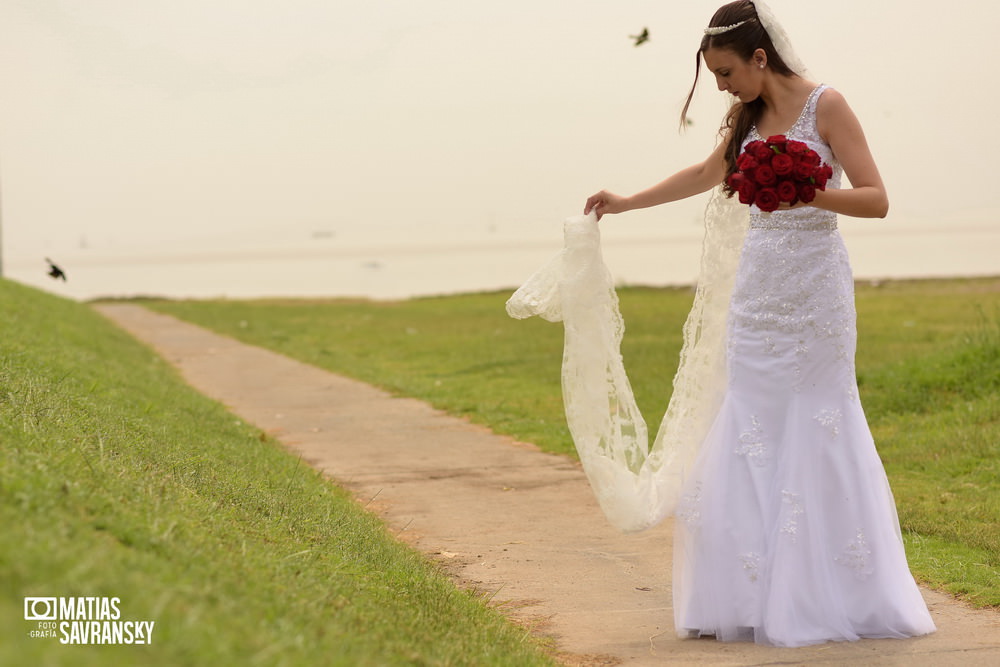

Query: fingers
left=586, top=190, right=622, bottom=221
left=584, top=191, right=607, bottom=215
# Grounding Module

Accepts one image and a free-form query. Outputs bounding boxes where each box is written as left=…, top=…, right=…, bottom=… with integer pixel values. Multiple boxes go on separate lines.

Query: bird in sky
left=630, top=28, right=649, bottom=47
left=45, top=258, right=67, bottom=281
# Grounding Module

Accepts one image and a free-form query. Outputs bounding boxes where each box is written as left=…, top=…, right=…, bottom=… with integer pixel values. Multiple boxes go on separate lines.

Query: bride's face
left=703, top=47, right=764, bottom=103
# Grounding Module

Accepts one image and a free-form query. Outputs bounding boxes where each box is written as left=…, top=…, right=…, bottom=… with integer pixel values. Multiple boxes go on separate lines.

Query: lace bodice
left=745, top=85, right=842, bottom=231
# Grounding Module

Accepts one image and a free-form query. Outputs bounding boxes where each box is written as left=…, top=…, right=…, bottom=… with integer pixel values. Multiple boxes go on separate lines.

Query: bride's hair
left=681, top=0, right=796, bottom=194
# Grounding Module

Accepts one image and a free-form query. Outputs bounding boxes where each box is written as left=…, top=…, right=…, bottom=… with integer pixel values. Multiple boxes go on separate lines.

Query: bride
left=510, top=0, right=936, bottom=648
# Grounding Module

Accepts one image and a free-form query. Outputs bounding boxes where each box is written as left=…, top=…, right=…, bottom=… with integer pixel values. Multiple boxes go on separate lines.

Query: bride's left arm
left=811, top=89, right=889, bottom=219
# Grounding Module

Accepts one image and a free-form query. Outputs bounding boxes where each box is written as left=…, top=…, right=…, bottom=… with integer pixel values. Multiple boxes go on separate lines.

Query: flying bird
left=45, top=258, right=67, bottom=281
left=630, top=28, right=649, bottom=47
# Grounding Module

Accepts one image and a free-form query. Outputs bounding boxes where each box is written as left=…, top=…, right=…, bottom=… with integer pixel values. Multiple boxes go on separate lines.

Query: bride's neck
left=758, top=74, right=816, bottom=117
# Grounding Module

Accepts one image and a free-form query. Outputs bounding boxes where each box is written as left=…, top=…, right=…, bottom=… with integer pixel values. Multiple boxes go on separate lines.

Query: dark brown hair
left=681, top=1, right=797, bottom=193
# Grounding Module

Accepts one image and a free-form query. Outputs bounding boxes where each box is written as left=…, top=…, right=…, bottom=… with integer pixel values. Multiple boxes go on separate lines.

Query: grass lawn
left=1, top=278, right=554, bottom=666
left=147, top=277, right=1000, bottom=608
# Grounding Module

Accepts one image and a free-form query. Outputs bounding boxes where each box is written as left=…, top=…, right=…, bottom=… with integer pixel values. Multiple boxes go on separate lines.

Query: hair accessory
left=704, top=19, right=749, bottom=35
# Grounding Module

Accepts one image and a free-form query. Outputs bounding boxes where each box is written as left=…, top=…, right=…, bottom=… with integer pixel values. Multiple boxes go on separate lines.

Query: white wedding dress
left=672, top=84, right=935, bottom=646
left=507, top=84, right=935, bottom=647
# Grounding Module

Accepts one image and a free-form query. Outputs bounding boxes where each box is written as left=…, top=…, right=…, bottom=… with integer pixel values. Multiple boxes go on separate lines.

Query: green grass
left=0, top=278, right=555, bottom=667
left=146, top=277, right=1000, bottom=608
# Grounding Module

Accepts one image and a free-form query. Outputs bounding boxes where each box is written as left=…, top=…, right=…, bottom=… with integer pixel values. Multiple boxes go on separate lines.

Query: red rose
left=766, top=135, right=788, bottom=152
left=803, top=149, right=821, bottom=167
left=752, top=143, right=774, bottom=162
left=814, top=164, right=834, bottom=189
left=737, top=153, right=759, bottom=171
left=777, top=180, right=798, bottom=203
left=786, top=140, right=809, bottom=156
left=738, top=177, right=757, bottom=205
left=753, top=163, right=776, bottom=186
left=726, top=172, right=745, bottom=196
left=793, top=160, right=817, bottom=181
left=798, top=183, right=817, bottom=203
left=771, top=152, right=794, bottom=176
left=745, top=140, right=766, bottom=154
left=755, top=187, right=780, bottom=212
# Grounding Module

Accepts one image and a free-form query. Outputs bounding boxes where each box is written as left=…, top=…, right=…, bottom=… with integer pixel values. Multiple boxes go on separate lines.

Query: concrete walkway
left=95, top=303, right=1000, bottom=666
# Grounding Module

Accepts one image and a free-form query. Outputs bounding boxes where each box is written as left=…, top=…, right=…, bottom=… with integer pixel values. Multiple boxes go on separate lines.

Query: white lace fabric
left=506, top=190, right=748, bottom=532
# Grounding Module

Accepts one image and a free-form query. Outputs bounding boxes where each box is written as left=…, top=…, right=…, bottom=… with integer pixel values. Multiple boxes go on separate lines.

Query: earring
left=759, top=63, right=765, bottom=69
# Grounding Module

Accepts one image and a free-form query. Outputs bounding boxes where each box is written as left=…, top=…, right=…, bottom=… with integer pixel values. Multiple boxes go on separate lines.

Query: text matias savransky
left=24, top=596, right=156, bottom=645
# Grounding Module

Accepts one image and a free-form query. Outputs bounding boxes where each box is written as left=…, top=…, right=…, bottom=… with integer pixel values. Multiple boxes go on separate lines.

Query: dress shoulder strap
left=808, top=84, right=831, bottom=112
left=792, top=84, right=831, bottom=143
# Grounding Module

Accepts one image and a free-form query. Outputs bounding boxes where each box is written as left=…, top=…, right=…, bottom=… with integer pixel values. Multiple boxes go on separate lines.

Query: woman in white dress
left=583, top=0, right=936, bottom=648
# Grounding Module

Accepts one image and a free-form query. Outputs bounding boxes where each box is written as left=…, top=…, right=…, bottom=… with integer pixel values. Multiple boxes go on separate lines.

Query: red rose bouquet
left=726, top=135, right=834, bottom=213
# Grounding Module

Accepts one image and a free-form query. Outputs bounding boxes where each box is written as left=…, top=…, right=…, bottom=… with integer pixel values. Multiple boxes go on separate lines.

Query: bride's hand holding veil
left=584, top=190, right=629, bottom=220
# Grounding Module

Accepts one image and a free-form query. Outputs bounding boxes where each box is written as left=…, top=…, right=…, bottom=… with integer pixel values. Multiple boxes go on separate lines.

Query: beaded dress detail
left=672, top=85, right=935, bottom=646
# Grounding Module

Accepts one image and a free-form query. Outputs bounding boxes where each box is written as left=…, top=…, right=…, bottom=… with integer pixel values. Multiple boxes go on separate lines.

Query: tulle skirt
left=672, top=227, right=935, bottom=646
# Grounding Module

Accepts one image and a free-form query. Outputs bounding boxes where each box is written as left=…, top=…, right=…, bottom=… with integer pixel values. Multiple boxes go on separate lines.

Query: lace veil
left=506, top=1, right=807, bottom=532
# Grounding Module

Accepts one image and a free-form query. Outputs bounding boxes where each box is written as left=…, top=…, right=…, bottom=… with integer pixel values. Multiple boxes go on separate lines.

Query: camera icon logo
left=24, top=598, right=58, bottom=621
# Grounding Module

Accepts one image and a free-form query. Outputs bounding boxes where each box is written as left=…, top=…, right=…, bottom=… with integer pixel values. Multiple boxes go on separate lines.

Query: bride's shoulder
left=815, top=87, right=867, bottom=143
left=815, top=87, right=854, bottom=119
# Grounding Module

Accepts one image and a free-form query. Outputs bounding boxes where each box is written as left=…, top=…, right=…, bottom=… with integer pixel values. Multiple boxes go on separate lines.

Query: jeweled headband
left=704, top=19, right=752, bottom=36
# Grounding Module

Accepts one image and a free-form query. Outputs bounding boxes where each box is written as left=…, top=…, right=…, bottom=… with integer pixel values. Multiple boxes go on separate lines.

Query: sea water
left=6, top=220, right=999, bottom=302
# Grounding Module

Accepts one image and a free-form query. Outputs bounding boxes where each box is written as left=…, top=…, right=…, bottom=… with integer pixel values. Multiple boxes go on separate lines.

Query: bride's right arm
left=585, top=140, right=728, bottom=219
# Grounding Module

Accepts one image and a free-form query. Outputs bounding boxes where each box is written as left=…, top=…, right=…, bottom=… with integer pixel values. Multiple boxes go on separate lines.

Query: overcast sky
left=1, top=0, right=996, bottom=279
